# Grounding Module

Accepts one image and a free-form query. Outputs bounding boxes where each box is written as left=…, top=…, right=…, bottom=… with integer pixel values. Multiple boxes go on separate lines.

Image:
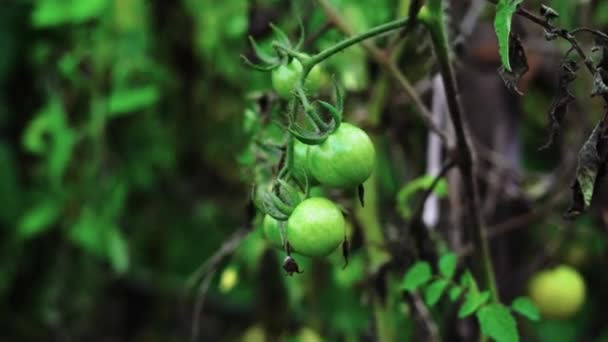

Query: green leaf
left=477, top=303, right=519, bottom=342
left=106, top=226, right=130, bottom=274
left=32, top=0, right=108, bottom=27
left=401, top=261, right=432, bottom=292
left=449, top=286, right=463, bottom=301
left=69, top=207, right=130, bottom=273
left=458, top=290, right=491, bottom=318
left=511, top=297, right=540, bottom=321
left=108, top=85, right=160, bottom=115
left=438, top=252, right=457, bottom=279
left=494, top=0, right=523, bottom=71
left=396, top=175, right=448, bottom=219
left=460, top=270, right=479, bottom=293
left=18, top=199, right=62, bottom=240
left=424, top=279, right=448, bottom=306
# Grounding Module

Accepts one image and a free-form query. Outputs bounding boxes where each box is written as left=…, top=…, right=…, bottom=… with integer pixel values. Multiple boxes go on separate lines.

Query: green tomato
left=528, top=265, right=586, bottom=319
left=307, top=123, right=375, bottom=188
left=287, top=197, right=345, bottom=257
left=292, top=139, right=318, bottom=186
left=262, top=214, right=285, bottom=250
left=271, top=58, right=322, bottom=98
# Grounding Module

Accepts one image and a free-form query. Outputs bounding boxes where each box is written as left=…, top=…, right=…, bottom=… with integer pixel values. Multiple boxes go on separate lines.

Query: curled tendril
left=288, top=78, right=344, bottom=144
left=242, top=20, right=310, bottom=72
left=260, top=177, right=304, bottom=221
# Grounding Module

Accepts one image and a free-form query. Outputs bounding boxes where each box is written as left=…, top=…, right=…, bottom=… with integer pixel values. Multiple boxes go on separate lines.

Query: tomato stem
left=420, top=0, right=499, bottom=302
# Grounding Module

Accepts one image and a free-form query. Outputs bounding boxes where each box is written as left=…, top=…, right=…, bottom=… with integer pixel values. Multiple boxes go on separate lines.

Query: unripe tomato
left=307, top=123, right=375, bottom=188
left=262, top=214, right=285, bottom=250
left=287, top=197, right=345, bottom=257
left=271, top=57, right=322, bottom=98
left=292, top=139, right=318, bottom=186
left=528, top=265, right=586, bottom=319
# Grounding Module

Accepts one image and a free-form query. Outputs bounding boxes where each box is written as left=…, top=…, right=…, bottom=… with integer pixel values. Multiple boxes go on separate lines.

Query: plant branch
left=306, top=17, right=409, bottom=67
left=316, top=0, right=449, bottom=144
left=420, top=0, right=499, bottom=301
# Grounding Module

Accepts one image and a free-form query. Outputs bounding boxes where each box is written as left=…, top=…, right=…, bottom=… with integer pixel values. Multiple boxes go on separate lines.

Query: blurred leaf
left=108, top=85, right=160, bottom=116
left=69, top=207, right=129, bottom=273
left=424, top=279, right=448, bottom=306
left=18, top=198, right=62, bottom=240
left=397, top=175, right=448, bottom=219
left=32, top=0, right=109, bottom=27
left=401, top=261, right=432, bottom=292
left=23, top=99, right=76, bottom=185
left=106, top=226, right=129, bottom=273
left=460, top=270, right=479, bottom=292
left=458, top=290, right=491, bottom=318
left=438, top=252, right=457, bottom=279
left=449, top=286, right=463, bottom=301
left=477, top=303, right=519, bottom=342
left=219, top=265, right=239, bottom=293
left=494, top=0, right=523, bottom=71
left=511, top=297, right=540, bottom=321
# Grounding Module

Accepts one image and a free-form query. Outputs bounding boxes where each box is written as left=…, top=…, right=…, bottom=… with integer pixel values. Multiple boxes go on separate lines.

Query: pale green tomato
left=307, top=123, right=375, bottom=188
left=528, top=265, right=586, bottom=319
left=271, top=58, right=322, bottom=98
left=287, top=197, right=345, bottom=257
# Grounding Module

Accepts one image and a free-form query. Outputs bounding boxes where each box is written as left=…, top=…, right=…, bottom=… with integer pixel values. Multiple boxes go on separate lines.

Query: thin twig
left=422, top=1, right=499, bottom=300
left=413, top=293, right=441, bottom=342
left=188, top=228, right=249, bottom=341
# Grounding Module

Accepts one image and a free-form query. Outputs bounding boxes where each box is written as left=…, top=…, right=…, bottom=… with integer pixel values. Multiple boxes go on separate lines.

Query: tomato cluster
left=252, top=46, right=375, bottom=270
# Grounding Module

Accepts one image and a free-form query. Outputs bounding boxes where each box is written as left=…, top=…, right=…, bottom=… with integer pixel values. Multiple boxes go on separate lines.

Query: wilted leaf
left=539, top=60, right=577, bottom=150
left=494, top=0, right=524, bottom=72
left=591, top=68, right=608, bottom=97
left=401, top=261, right=432, bottom=292
left=497, top=33, right=529, bottom=95
left=565, top=122, right=607, bottom=218
left=477, top=303, right=519, bottom=342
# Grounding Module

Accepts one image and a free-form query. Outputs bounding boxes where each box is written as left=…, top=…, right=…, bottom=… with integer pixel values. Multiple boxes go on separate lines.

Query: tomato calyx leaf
left=357, top=184, right=365, bottom=207
left=342, top=238, right=350, bottom=269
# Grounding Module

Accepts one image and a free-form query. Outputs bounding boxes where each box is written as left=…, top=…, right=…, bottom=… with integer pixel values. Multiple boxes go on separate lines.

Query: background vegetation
left=2, top=0, right=608, bottom=341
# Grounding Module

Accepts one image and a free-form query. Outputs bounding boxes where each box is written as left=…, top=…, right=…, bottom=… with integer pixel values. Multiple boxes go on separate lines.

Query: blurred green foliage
left=1, top=0, right=608, bottom=341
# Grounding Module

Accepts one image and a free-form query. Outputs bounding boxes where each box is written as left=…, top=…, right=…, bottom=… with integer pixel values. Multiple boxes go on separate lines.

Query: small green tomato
left=307, top=123, right=375, bottom=188
left=287, top=197, right=345, bottom=257
left=271, top=57, right=322, bottom=98
left=528, top=265, right=586, bottom=319
left=262, top=214, right=285, bottom=250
